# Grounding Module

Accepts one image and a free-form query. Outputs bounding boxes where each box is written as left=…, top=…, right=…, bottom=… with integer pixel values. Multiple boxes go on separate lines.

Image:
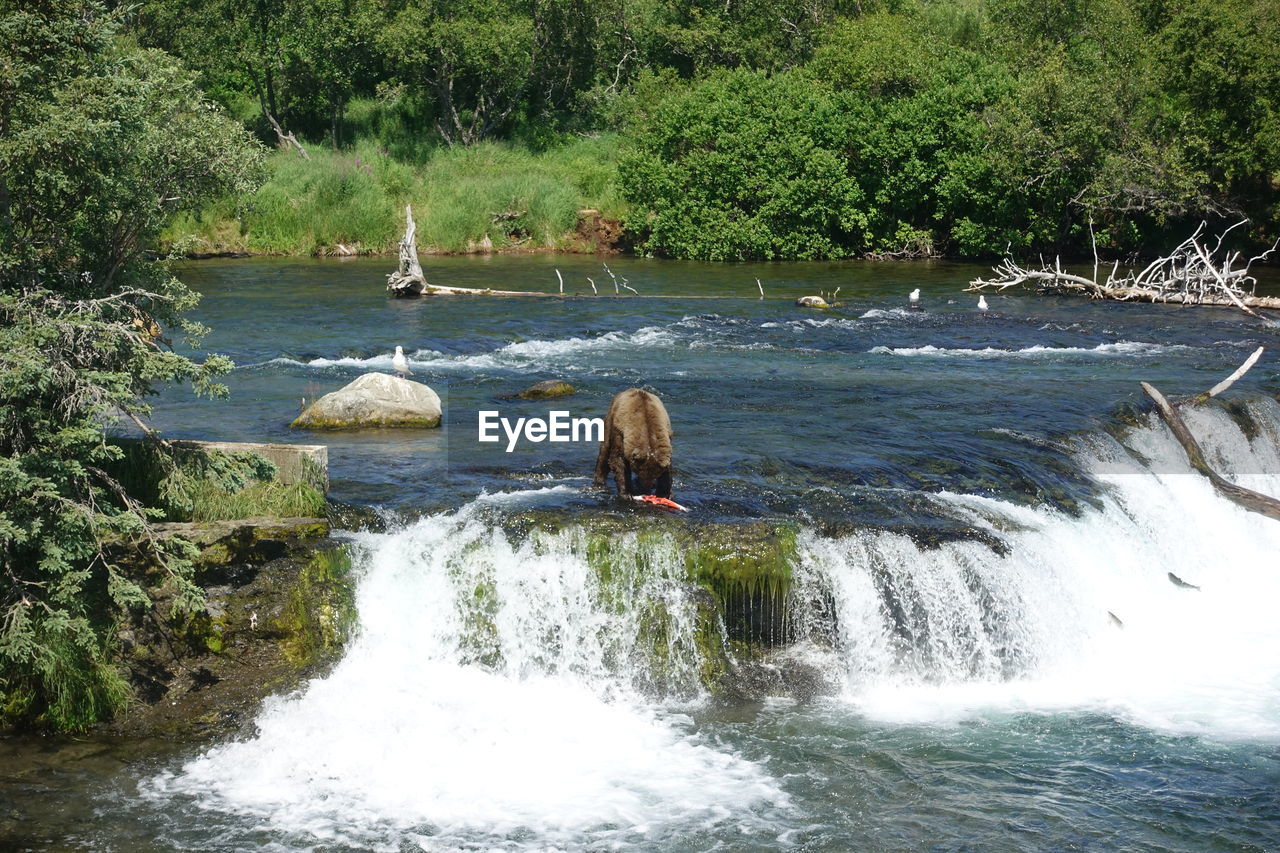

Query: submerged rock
left=518, top=379, right=576, bottom=400
left=718, top=641, right=842, bottom=703
left=291, top=372, right=441, bottom=430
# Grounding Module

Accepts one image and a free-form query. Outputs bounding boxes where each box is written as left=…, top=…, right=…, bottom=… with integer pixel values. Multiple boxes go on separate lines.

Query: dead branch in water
left=1141, top=347, right=1280, bottom=522
left=386, top=206, right=555, bottom=297
left=969, top=222, right=1280, bottom=315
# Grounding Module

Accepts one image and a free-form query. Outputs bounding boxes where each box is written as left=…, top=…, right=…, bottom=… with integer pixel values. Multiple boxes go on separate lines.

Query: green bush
left=620, top=69, right=866, bottom=260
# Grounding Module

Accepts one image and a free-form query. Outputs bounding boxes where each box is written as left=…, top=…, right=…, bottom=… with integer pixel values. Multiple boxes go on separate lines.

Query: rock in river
left=291, top=372, right=442, bottom=430
left=518, top=379, right=576, bottom=400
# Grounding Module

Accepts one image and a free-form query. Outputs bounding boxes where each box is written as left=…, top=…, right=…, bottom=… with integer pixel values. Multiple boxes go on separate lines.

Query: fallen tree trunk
left=1140, top=347, right=1280, bottom=522
left=970, top=222, right=1280, bottom=316
left=385, top=205, right=559, bottom=298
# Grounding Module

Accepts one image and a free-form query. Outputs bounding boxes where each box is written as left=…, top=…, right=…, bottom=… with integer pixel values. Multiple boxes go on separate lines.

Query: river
left=3, top=254, right=1280, bottom=851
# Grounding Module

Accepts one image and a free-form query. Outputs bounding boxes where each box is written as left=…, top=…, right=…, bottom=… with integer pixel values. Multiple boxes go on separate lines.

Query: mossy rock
left=292, top=372, right=442, bottom=430
left=502, top=510, right=800, bottom=651
left=518, top=379, right=576, bottom=400
left=102, top=535, right=357, bottom=740
left=274, top=546, right=359, bottom=667
left=151, top=517, right=331, bottom=582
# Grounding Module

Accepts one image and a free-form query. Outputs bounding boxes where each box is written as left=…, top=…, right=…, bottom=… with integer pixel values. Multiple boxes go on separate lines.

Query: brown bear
left=593, top=388, right=673, bottom=498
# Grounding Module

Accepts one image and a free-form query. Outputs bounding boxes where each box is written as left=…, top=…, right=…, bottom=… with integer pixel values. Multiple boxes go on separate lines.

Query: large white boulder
left=291, top=372, right=442, bottom=430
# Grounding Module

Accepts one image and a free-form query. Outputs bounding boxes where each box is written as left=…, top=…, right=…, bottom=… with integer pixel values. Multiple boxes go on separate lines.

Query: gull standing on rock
left=977, top=295, right=989, bottom=312
left=909, top=288, right=921, bottom=308
left=392, top=345, right=412, bottom=380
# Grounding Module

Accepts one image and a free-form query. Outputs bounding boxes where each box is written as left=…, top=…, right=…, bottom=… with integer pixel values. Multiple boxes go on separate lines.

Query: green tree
left=620, top=69, right=865, bottom=260
left=1155, top=0, right=1280, bottom=233
left=0, top=0, right=263, bottom=730
left=383, top=0, right=536, bottom=145
left=137, top=0, right=344, bottom=146
left=645, top=0, right=847, bottom=76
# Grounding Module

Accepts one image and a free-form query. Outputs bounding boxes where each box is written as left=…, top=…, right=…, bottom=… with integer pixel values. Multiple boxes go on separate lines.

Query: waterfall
left=793, top=397, right=1280, bottom=737
left=144, top=398, right=1280, bottom=848
left=145, top=507, right=786, bottom=850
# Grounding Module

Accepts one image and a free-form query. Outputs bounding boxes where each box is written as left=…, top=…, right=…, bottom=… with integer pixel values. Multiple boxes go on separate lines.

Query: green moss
left=691, top=592, right=733, bottom=695
left=188, top=520, right=331, bottom=572
left=275, top=546, right=358, bottom=667
left=176, top=610, right=230, bottom=656
left=290, top=413, right=441, bottom=430
left=682, top=524, right=798, bottom=604
left=518, top=381, right=576, bottom=400
left=456, top=573, right=502, bottom=670
left=513, top=512, right=799, bottom=609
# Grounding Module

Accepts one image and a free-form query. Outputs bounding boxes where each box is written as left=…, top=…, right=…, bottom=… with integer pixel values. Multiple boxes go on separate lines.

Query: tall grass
left=163, top=105, right=629, bottom=256
left=179, top=479, right=327, bottom=522
left=107, top=440, right=326, bottom=522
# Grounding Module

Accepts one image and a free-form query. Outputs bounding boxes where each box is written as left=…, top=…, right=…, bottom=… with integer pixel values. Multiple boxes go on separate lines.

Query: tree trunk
left=386, top=206, right=569, bottom=298
left=1140, top=349, right=1280, bottom=522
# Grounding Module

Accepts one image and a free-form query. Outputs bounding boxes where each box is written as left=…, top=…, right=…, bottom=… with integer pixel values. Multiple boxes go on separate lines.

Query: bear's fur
left=593, top=388, right=673, bottom=498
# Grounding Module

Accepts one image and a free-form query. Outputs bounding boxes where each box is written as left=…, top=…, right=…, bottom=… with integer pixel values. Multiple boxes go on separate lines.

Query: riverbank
left=162, top=136, right=630, bottom=258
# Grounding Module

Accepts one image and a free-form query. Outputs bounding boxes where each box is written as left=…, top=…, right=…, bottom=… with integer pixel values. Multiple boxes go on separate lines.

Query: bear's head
left=632, top=455, right=668, bottom=493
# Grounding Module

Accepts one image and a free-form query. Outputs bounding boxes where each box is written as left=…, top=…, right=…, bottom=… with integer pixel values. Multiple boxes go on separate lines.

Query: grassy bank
left=163, top=133, right=629, bottom=257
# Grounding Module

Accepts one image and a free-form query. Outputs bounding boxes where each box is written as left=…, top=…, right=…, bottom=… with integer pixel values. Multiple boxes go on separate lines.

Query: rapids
left=8, top=255, right=1280, bottom=851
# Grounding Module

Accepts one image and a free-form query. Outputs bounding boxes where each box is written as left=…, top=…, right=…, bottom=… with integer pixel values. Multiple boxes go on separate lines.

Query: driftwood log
left=385, top=205, right=558, bottom=298
left=969, top=222, right=1280, bottom=316
left=1141, top=346, right=1280, bottom=522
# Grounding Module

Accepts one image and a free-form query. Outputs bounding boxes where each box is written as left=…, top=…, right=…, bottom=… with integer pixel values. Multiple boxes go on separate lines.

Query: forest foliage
left=134, top=0, right=1280, bottom=260
left=0, top=0, right=263, bottom=730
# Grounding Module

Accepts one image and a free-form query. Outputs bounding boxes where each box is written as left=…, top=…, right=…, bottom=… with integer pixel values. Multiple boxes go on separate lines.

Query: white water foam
left=259, top=314, right=810, bottom=376
left=258, top=327, right=681, bottom=375
left=800, top=397, right=1280, bottom=740
left=859, top=308, right=923, bottom=320
left=145, top=512, right=785, bottom=850
left=473, top=484, right=582, bottom=506
left=867, top=340, right=1188, bottom=358
left=143, top=390, right=1280, bottom=848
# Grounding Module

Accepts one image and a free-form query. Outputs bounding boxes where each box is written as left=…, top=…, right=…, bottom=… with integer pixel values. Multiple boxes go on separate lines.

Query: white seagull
left=391, top=345, right=412, bottom=379
left=977, top=295, right=989, bottom=312
left=909, top=287, right=921, bottom=306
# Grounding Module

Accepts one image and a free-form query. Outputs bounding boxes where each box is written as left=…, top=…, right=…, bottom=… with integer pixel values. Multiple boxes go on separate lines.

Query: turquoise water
left=5, top=255, right=1280, bottom=852
left=155, top=255, right=1280, bottom=518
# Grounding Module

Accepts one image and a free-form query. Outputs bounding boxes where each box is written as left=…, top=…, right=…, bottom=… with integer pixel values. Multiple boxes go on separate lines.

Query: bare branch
left=1203, top=346, right=1264, bottom=400
left=968, top=222, right=1280, bottom=315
